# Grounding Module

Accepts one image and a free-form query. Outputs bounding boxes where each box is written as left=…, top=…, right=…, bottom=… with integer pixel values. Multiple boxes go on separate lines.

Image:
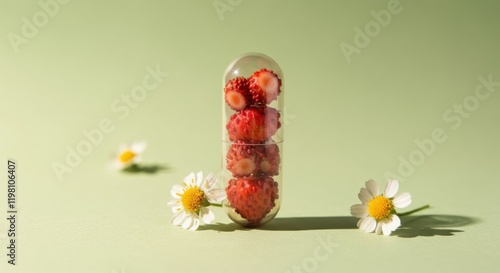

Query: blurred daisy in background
left=112, top=141, right=147, bottom=170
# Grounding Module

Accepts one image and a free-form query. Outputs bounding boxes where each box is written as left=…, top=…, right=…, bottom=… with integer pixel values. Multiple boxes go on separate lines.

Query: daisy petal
left=172, top=211, right=186, bottom=226
left=181, top=215, right=194, bottom=229
left=195, top=171, right=204, bottom=187
left=112, top=159, right=125, bottom=170
left=365, top=179, right=379, bottom=197
left=393, top=192, right=412, bottom=208
left=183, top=172, right=196, bottom=186
left=350, top=204, right=368, bottom=218
left=168, top=199, right=182, bottom=212
left=170, top=184, right=184, bottom=198
left=358, top=217, right=376, bottom=233
left=131, top=142, right=147, bottom=153
left=167, top=199, right=179, bottom=207
left=204, top=173, right=216, bottom=189
left=206, top=189, right=227, bottom=203
left=358, top=188, right=372, bottom=204
left=205, top=173, right=217, bottom=185
left=356, top=218, right=363, bottom=228
left=381, top=220, right=393, bottom=236
left=170, top=205, right=182, bottom=213
left=388, top=214, right=401, bottom=231
left=375, top=222, right=383, bottom=235
left=384, top=179, right=399, bottom=198
left=200, top=207, right=215, bottom=224
left=189, top=218, right=201, bottom=231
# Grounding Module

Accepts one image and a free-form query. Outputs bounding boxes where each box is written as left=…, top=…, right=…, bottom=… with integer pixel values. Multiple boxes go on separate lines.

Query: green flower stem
left=397, top=204, right=430, bottom=217
left=209, top=203, right=223, bottom=208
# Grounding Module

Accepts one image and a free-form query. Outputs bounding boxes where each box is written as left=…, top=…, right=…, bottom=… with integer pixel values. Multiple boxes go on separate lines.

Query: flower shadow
left=393, top=214, right=478, bottom=238
left=122, top=164, right=169, bottom=174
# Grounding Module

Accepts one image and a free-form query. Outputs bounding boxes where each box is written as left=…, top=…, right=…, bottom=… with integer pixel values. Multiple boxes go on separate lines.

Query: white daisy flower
left=168, top=172, right=226, bottom=231
left=350, top=179, right=412, bottom=236
left=113, top=141, right=147, bottom=169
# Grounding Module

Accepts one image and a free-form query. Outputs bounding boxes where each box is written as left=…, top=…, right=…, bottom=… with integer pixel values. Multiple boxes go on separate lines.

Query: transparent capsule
left=222, top=53, right=284, bottom=227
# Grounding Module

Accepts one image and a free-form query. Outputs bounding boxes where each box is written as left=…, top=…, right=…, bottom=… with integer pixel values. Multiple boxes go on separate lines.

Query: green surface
left=1, top=0, right=499, bottom=272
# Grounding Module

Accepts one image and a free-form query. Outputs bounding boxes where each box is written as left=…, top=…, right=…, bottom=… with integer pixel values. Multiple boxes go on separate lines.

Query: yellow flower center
left=119, top=150, right=136, bottom=163
left=368, top=196, right=393, bottom=220
left=181, top=187, right=205, bottom=213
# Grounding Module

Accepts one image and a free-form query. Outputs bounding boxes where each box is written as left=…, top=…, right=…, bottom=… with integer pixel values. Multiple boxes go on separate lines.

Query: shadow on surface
left=260, top=216, right=358, bottom=231
left=198, top=222, right=248, bottom=232
left=394, top=214, right=478, bottom=238
left=122, top=164, right=169, bottom=174
left=198, top=216, right=358, bottom=232
left=394, top=227, right=463, bottom=237
left=200, top=214, right=478, bottom=235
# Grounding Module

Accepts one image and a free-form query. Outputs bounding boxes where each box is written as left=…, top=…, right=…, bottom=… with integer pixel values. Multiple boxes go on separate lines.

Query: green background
left=1, top=0, right=499, bottom=272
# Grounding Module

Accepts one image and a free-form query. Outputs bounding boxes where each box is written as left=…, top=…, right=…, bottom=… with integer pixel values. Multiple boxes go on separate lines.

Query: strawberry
left=248, top=68, right=282, bottom=105
left=226, top=142, right=258, bottom=177
left=224, top=77, right=250, bottom=111
left=226, top=143, right=281, bottom=177
left=226, top=107, right=281, bottom=143
left=255, top=144, right=280, bottom=176
left=226, top=176, right=279, bottom=224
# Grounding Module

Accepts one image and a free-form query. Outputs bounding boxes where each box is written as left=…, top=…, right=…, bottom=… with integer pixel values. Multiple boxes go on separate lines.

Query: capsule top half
left=222, top=53, right=284, bottom=144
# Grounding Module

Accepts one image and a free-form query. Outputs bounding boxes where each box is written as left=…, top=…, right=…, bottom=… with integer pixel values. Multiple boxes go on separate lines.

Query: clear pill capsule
left=222, top=53, right=284, bottom=227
